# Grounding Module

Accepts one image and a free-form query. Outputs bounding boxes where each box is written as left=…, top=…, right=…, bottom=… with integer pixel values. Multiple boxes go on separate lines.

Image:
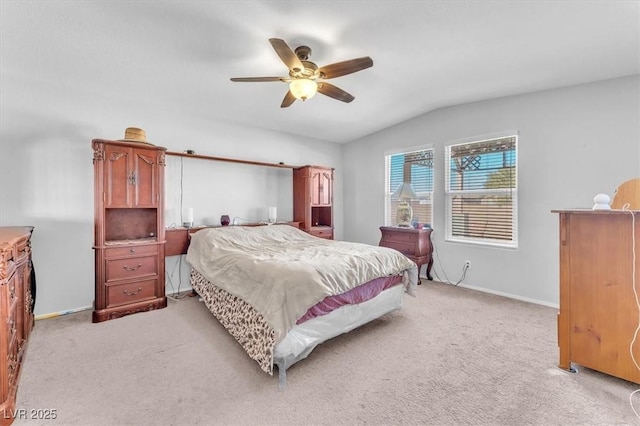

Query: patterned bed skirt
left=190, top=269, right=276, bottom=375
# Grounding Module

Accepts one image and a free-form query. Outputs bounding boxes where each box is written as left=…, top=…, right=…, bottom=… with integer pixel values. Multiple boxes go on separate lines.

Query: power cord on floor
left=622, top=205, right=640, bottom=419
left=166, top=255, right=189, bottom=300
left=430, top=237, right=469, bottom=286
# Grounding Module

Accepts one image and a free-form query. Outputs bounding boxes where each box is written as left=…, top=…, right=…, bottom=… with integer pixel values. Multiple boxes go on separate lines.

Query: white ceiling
left=2, top=1, right=639, bottom=144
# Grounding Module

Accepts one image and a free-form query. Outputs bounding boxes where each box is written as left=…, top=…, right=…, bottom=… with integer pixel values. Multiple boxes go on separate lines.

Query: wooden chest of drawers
left=1, top=227, right=34, bottom=425
left=94, top=241, right=164, bottom=321
left=379, top=226, right=433, bottom=283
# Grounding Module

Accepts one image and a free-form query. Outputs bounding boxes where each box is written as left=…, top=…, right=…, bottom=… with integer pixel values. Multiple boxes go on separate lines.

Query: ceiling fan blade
left=318, top=57, right=373, bottom=79
left=281, top=90, right=296, bottom=108
left=269, top=38, right=304, bottom=72
left=230, top=77, right=288, bottom=82
left=317, top=83, right=355, bottom=103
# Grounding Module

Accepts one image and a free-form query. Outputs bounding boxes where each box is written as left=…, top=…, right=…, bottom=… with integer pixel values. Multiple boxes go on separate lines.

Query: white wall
left=2, top=75, right=637, bottom=315
left=343, top=75, right=640, bottom=306
left=0, top=102, right=343, bottom=316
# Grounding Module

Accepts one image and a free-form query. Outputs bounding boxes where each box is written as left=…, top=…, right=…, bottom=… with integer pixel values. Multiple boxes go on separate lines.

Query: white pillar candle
left=268, top=206, right=277, bottom=223
left=184, top=207, right=194, bottom=223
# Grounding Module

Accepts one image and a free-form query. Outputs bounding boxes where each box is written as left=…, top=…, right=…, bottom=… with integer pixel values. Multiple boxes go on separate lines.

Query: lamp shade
left=289, top=79, right=317, bottom=101
left=392, top=182, right=418, bottom=200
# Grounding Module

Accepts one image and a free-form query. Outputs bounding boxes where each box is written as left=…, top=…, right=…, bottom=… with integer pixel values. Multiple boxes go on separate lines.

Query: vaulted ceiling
left=2, top=1, right=638, bottom=143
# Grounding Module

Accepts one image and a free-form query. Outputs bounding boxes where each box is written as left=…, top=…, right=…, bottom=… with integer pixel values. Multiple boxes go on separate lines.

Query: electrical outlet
left=464, top=260, right=471, bottom=269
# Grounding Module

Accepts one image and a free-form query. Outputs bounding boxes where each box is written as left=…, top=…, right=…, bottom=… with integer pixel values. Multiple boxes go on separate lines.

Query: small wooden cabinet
left=294, top=165, right=334, bottom=239
left=1, top=227, right=34, bottom=425
left=92, top=140, right=167, bottom=322
left=103, top=144, right=162, bottom=208
left=379, top=226, right=433, bottom=283
left=554, top=209, right=640, bottom=384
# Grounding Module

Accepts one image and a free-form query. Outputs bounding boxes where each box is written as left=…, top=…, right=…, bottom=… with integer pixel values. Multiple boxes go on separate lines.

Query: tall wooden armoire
left=92, top=139, right=167, bottom=322
left=293, top=165, right=334, bottom=240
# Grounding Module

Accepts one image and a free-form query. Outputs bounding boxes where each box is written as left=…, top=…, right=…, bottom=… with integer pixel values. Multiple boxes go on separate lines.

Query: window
left=445, top=135, right=517, bottom=248
left=385, top=148, right=434, bottom=227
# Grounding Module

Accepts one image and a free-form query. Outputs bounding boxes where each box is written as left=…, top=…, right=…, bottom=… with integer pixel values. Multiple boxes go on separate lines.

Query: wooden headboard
left=165, top=227, right=207, bottom=256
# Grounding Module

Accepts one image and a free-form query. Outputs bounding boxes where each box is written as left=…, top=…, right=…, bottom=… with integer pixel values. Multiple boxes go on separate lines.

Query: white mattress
left=273, top=284, right=405, bottom=385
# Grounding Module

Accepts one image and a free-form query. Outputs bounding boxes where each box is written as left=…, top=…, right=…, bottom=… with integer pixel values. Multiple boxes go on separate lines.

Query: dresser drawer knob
left=123, top=264, right=142, bottom=271
left=129, top=248, right=136, bottom=253
left=123, top=287, right=143, bottom=296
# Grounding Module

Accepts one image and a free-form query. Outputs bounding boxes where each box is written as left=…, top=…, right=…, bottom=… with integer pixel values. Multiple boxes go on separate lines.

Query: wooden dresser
left=553, top=209, right=640, bottom=383
left=92, top=140, right=167, bottom=322
left=0, top=227, right=34, bottom=425
left=379, top=226, right=433, bottom=283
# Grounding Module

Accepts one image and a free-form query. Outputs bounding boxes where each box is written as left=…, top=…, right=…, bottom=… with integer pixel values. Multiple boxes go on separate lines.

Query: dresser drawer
left=105, top=244, right=158, bottom=258
left=310, top=228, right=333, bottom=239
left=106, top=278, right=157, bottom=308
left=105, top=254, right=158, bottom=282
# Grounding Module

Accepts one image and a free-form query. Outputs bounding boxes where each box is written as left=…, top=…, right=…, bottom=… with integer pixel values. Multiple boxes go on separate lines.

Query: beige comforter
left=186, top=225, right=418, bottom=342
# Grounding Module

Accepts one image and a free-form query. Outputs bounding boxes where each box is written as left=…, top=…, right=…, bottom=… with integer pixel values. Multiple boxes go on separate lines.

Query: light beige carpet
left=12, top=282, right=640, bottom=425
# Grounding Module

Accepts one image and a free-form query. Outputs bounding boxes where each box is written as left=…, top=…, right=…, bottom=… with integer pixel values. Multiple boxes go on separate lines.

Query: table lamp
left=392, top=182, right=418, bottom=227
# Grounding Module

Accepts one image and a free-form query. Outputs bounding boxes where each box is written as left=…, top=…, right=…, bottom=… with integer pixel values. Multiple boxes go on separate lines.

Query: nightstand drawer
left=105, top=254, right=158, bottom=282
left=106, top=278, right=157, bottom=307
left=382, top=232, right=418, bottom=244
left=382, top=241, right=416, bottom=256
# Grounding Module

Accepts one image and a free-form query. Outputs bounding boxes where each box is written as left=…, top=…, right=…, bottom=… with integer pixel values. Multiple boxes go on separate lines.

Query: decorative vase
left=220, top=215, right=230, bottom=226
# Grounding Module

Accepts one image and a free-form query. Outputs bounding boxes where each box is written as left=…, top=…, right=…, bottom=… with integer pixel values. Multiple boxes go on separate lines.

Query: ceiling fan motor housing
left=294, top=45, right=312, bottom=61
left=230, top=38, right=373, bottom=107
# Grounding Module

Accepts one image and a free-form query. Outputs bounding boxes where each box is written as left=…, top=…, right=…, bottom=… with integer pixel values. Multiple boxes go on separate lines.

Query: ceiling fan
left=230, top=38, right=373, bottom=108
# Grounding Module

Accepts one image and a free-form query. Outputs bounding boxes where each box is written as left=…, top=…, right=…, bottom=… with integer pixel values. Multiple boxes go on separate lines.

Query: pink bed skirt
left=296, top=274, right=404, bottom=325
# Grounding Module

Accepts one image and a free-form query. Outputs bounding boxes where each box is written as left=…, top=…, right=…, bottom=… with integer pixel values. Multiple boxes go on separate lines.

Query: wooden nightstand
left=379, top=226, right=434, bottom=283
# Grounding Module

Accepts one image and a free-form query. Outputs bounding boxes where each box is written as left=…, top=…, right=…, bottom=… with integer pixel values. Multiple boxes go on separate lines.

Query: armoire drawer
left=105, top=244, right=158, bottom=258
left=309, top=228, right=333, bottom=239
left=105, top=255, right=158, bottom=282
left=106, top=278, right=157, bottom=307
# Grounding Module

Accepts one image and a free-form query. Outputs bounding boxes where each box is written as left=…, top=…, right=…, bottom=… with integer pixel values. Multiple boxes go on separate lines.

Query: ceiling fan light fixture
left=289, top=78, right=317, bottom=101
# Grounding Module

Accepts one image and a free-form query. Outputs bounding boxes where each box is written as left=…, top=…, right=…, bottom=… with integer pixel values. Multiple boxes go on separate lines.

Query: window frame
left=444, top=133, right=518, bottom=249
left=384, top=146, right=435, bottom=228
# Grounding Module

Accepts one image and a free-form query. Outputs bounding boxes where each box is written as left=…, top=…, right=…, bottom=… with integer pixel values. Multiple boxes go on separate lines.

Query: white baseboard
left=455, top=282, right=559, bottom=309
left=35, top=305, right=93, bottom=321
left=34, top=286, right=193, bottom=320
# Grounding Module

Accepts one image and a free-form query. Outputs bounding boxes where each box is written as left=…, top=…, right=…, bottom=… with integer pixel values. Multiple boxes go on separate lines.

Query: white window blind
left=445, top=135, right=517, bottom=248
left=385, top=148, right=434, bottom=226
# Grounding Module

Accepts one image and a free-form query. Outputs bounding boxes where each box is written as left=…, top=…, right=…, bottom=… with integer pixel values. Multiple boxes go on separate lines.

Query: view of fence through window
left=445, top=136, right=517, bottom=247
left=385, top=148, right=434, bottom=227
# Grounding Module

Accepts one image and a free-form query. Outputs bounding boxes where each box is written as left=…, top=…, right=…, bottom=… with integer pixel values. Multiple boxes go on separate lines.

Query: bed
left=185, top=224, right=418, bottom=386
